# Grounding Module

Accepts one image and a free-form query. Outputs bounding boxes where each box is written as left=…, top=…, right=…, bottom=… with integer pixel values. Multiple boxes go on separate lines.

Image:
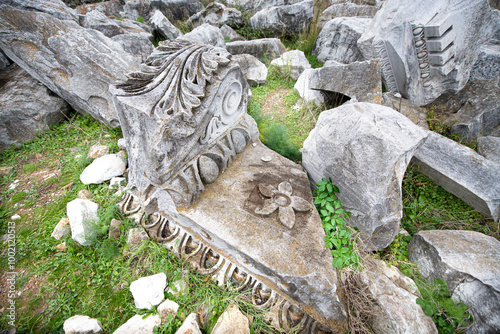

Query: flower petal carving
left=255, top=199, right=279, bottom=215
left=278, top=181, right=293, bottom=196
left=279, top=206, right=295, bottom=229
left=258, top=184, right=277, bottom=198
left=291, top=196, right=313, bottom=212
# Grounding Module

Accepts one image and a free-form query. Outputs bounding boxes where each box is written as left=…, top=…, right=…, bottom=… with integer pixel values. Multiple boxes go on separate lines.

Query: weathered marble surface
left=226, top=38, right=286, bottom=61
left=187, top=2, right=243, bottom=28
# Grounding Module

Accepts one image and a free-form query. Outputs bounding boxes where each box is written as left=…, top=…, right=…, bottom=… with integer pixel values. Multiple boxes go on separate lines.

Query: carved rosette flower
left=255, top=181, right=313, bottom=229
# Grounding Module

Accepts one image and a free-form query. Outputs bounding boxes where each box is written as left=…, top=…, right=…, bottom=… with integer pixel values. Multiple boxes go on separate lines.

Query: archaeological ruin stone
left=187, top=2, right=243, bottom=28
left=409, top=230, right=500, bottom=334
left=4, top=0, right=78, bottom=22
left=129, top=273, right=167, bottom=309
left=67, top=199, right=100, bottom=246
left=175, top=313, right=202, bottom=334
left=318, top=3, right=378, bottom=28
left=220, top=24, right=244, bottom=42
left=270, top=50, right=311, bottom=81
left=150, top=0, right=204, bottom=22
left=0, top=64, right=71, bottom=151
left=112, top=39, right=348, bottom=332
left=412, top=131, right=500, bottom=221
left=181, top=24, right=225, bottom=49
left=231, top=54, right=268, bottom=86
left=226, top=38, right=286, bottom=61
left=80, top=10, right=124, bottom=37
left=302, top=102, right=428, bottom=250
left=294, top=69, right=325, bottom=106
left=249, top=0, right=314, bottom=36
left=150, top=10, right=183, bottom=40
left=478, top=136, right=500, bottom=163
left=313, top=17, right=371, bottom=64
left=63, top=315, right=103, bottom=334
left=80, top=154, right=127, bottom=185
left=358, top=0, right=496, bottom=106
left=112, top=314, right=161, bottom=334
left=308, top=59, right=382, bottom=103
left=0, top=5, right=140, bottom=127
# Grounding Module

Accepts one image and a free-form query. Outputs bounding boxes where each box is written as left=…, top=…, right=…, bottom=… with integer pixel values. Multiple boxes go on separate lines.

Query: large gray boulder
left=302, top=102, right=428, bottom=250
left=211, top=304, right=250, bottom=334
left=318, top=3, right=378, bottom=28
left=358, top=259, right=438, bottom=334
left=313, top=17, right=371, bottom=64
left=111, top=32, right=155, bottom=64
left=75, top=0, right=124, bottom=18
left=231, top=54, right=268, bottom=86
left=308, top=59, right=382, bottom=104
left=0, top=5, right=140, bottom=127
left=220, top=24, right=244, bottom=42
left=249, top=0, right=314, bottom=36
left=381, top=92, right=429, bottom=130
left=0, top=51, right=11, bottom=70
left=175, top=313, right=202, bottom=334
left=3, top=0, right=78, bottom=21
left=226, top=38, right=286, bottom=61
left=120, top=0, right=152, bottom=21
left=187, top=2, right=243, bottom=28
left=150, top=0, right=204, bottom=22
left=412, top=131, right=500, bottom=221
left=0, top=64, right=71, bottom=151
left=425, top=79, right=500, bottom=142
left=358, top=0, right=496, bottom=106
left=409, top=230, right=500, bottom=334
left=181, top=23, right=225, bottom=48
left=270, top=50, right=311, bottom=80
left=150, top=10, right=183, bottom=40
left=225, top=0, right=303, bottom=13
left=478, top=136, right=500, bottom=163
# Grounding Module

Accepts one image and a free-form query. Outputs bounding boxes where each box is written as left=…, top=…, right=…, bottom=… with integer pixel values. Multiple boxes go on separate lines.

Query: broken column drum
left=112, top=39, right=347, bottom=333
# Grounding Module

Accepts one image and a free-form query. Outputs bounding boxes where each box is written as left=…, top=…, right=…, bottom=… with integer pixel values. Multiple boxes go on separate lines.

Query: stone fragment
left=225, top=0, right=303, bottom=13
left=358, top=0, right=496, bottom=106
left=109, top=177, right=126, bottom=190
left=313, top=17, right=370, bottom=64
left=470, top=43, right=500, bottom=81
left=108, top=218, right=122, bottom=240
left=302, top=102, right=428, bottom=250
left=187, top=2, right=243, bottom=28
left=211, top=304, right=250, bottom=334
left=294, top=69, right=325, bottom=106
left=127, top=227, right=149, bottom=246
left=181, top=23, right=225, bottom=48
left=80, top=154, right=127, bottom=185
left=226, top=38, right=286, bottom=61
left=308, top=59, right=382, bottom=103
left=120, top=0, right=152, bottom=21
left=409, top=230, right=500, bottom=334
left=111, top=32, right=155, bottom=64
left=249, top=0, right=314, bottom=36
left=67, top=199, right=100, bottom=246
left=318, top=3, right=378, bottom=28
left=129, top=273, right=167, bottom=310
left=174, top=313, right=202, bottom=334
left=77, top=189, right=95, bottom=200
left=426, top=79, right=500, bottom=141
left=0, top=5, right=140, bottom=127
left=220, top=24, right=244, bottom=42
left=412, top=131, right=500, bottom=221
left=112, top=314, right=161, bottom=334
left=381, top=92, right=429, bottom=130
left=80, top=10, right=124, bottom=37
left=87, top=145, right=109, bottom=159
left=118, top=138, right=127, bottom=151
left=150, top=0, right=204, bottom=22
left=5, top=0, right=78, bottom=21
left=157, top=299, right=179, bottom=323
left=75, top=0, right=124, bottom=17
left=231, top=54, right=268, bottom=86
left=270, top=50, right=311, bottom=80
left=357, top=258, right=437, bottom=334
left=150, top=10, right=183, bottom=40
left=0, top=64, right=71, bottom=152
left=51, top=218, right=71, bottom=240
left=63, top=315, right=103, bottom=334
left=478, top=136, right=500, bottom=163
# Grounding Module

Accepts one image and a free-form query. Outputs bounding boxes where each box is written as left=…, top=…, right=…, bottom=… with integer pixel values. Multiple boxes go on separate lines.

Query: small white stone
left=130, top=273, right=167, bottom=310
left=63, top=315, right=103, bottom=334
left=80, top=154, right=127, bottom=185
left=174, top=313, right=202, bottom=334
left=51, top=218, right=71, bottom=240
left=11, top=213, right=21, bottom=220
left=67, top=199, right=99, bottom=246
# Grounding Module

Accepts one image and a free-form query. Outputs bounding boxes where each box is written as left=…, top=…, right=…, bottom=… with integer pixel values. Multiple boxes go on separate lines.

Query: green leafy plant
left=416, top=278, right=472, bottom=333
left=313, top=178, right=360, bottom=269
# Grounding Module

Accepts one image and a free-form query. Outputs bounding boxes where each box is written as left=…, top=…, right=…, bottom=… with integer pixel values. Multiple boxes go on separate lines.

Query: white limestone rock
left=249, top=0, right=314, bottom=36
left=80, top=10, right=124, bottom=38
left=111, top=32, right=155, bottom=64
left=130, top=273, right=167, bottom=310
left=232, top=54, right=268, bottom=86
left=149, top=0, right=204, bottom=22
left=302, top=102, right=428, bottom=250
left=187, top=2, right=243, bottom=28
left=412, top=131, right=500, bottom=221
left=270, top=50, right=311, bottom=80
left=358, top=259, right=437, bottom=334
left=220, top=24, right=244, bottom=42
left=409, top=230, right=500, bottom=334
left=150, top=10, right=183, bottom=40
left=211, top=304, right=250, bottom=334
left=294, top=69, right=325, bottom=106
left=318, top=3, right=378, bottom=28
left=5, top=0, right=78, bottom=22
left=51, top=218, right=71, bottom=240
left=112, top=314, right=161, bottom=334
left=181, top=23, right=225, bottom=49
left=174, top=313, right=202, bottom=334
left=226, top=38, right=286, bottom=61
left=63, top=315, right=103, bottom=334
left=157, top=299, right=179, bottom=323
left=0, top=64, right=71, bottom=151
left=80, top=154, right=127, bottom=185
left=313, top=17, right=371, bottom=64
left=358, top=0, right=496, bottom=106
left=478, top=136, right=500, bottom=163
left=66, top=199, right=100, bottom=246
